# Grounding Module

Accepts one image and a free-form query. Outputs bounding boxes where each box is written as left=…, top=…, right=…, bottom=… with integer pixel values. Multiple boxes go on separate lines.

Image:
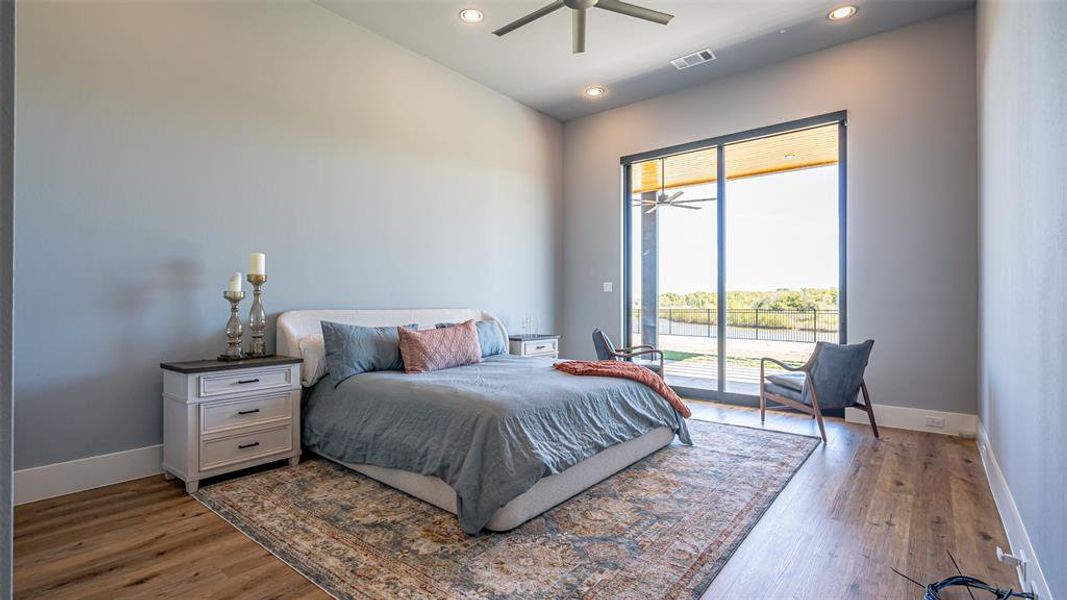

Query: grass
left=661, top=350, right=706, bottom=362
left=661, top=350, right=803, bottom=369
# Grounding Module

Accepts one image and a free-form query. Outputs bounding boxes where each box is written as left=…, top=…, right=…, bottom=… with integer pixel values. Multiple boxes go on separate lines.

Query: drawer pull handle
left=236, top=378, right=260, bottom=384
left=535, top=345, right=546, bottom=350
left=238, top=442, right=260, bottom=449
left=237, top=408, right=260, bottom=415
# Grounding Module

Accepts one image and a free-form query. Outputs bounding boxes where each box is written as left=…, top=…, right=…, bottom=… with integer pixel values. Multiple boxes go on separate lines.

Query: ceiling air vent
left=670, top=49, right=717, bottom=70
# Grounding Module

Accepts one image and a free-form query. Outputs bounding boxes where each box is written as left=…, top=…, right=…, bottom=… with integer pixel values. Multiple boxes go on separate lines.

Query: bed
left=277, top=308, right=690, bottom=534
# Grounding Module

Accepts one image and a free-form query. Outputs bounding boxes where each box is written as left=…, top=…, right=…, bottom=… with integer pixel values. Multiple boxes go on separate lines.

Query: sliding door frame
left=621, top=111, right=848, bottom=404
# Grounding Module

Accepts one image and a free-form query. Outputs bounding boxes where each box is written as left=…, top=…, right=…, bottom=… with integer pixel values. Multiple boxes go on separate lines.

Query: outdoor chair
left=592, top=329, right=665, bottom=378
left=760, top=339, right=878, bottom=442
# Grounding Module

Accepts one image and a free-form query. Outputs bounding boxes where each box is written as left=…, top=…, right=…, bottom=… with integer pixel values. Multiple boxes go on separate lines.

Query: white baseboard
left=844, top=403, right=977, bottom=437
left=977, top=422, right=1052, bottom=600
left=15, top=444, right=163, bottom=506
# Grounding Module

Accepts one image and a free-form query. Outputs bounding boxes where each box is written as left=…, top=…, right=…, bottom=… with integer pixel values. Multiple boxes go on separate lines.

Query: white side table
left=160, top=356, right=302, bottom=493
left=508, top=334, right=560, bottom=359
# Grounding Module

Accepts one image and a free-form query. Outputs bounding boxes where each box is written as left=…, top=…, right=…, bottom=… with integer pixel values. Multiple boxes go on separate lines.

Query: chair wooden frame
left=759, top=350, right=879, bottom=442
left=594, top=331, right=665, bottom=379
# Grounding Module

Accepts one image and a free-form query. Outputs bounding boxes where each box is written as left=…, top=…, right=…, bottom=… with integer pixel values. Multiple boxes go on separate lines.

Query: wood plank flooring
left=14, top=402, right=1017, bottom=599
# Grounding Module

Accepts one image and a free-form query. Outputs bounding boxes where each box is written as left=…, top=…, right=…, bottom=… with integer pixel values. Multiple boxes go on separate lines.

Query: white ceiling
left=320, top=0, right=972, bottom=121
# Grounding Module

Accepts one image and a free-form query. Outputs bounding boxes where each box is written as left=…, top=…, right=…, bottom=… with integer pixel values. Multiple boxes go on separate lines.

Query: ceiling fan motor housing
left=564, top=0, right=599, bottom=9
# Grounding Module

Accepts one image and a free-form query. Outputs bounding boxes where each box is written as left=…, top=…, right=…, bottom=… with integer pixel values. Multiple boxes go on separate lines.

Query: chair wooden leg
left=808, top=382, right=827, bottom=442
left=759, top=362, right=766, bottom=425
left=812, top=409, right=827, bottom=442
left=861, top=381, right=879, bottom=438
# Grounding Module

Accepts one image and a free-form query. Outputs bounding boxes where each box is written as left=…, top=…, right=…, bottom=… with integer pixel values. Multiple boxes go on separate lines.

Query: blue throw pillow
left=435, top=320, right=507, bottom=358
left=321, top=321, right=417, bottom=387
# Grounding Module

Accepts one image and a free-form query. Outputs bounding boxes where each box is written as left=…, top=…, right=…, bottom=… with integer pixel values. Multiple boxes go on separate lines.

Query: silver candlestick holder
left=219, top=290, right=248, bottom=361
left=246, top=273, right=270, bottom=357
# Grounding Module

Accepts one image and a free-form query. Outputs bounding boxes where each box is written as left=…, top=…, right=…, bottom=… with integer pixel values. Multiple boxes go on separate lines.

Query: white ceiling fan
left=635, top=190, right=715, bottom=213
left=493, top=0, right=674, bottom=54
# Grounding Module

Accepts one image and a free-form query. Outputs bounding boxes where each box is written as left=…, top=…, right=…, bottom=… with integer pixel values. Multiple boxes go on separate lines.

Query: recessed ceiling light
left=784, top=153, right=798, bottom=160
left=828, top=5, right=857, bottom=21
left=584, top=86, right=606, bottom=98
left=778, top=29, right=787, bottom=34
left=458, top=8, right=484, bottom=23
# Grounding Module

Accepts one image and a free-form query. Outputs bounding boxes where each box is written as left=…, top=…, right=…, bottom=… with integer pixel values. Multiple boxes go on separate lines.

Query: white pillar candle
left=227, top=272, right=243, bottom=292
left=248, top=252, right=266, bottom=276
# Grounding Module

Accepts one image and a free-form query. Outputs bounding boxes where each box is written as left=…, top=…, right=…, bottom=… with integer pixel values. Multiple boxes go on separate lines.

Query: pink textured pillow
left=398, top=320, right=482, bottom=373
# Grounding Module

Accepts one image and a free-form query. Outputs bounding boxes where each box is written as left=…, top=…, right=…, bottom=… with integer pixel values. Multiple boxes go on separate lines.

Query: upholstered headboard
left=276, top=308, right=508, bottom=386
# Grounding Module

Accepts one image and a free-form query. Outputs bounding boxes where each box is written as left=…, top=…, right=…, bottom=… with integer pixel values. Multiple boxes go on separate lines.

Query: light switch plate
left=602, top=281, right=613, bottom=293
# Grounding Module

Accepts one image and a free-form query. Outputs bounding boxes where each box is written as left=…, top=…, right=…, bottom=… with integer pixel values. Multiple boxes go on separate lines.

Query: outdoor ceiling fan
left=635, top=190, right=715, bottom=213
left=633, top=156, right=715, bottom=213
left=493, top=0, right=674, bottom=54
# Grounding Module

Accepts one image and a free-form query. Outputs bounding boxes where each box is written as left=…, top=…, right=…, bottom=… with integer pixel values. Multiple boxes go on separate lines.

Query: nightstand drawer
left=200, top=393, right=291, bottom=435
left=200, top=424, right=292, bottom=471
left=198, top=367, right=292, bottom=398
left=523, top=338, right=558, bottom=356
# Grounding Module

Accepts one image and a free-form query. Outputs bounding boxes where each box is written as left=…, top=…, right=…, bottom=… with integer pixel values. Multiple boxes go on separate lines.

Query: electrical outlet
left=997, top=547, right=1030, bottom=592
left=602, top=281, right=613, bottom=293
left=924, top=416, right=946, bottom=429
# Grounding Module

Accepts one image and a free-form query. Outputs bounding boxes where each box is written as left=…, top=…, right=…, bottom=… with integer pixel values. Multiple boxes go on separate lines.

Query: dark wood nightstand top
left=160, top=355, right=302, bottom=374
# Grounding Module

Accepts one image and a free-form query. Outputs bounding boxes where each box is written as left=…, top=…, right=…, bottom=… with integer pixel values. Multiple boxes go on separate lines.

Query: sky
left=631, top=165, right=839, bottom=297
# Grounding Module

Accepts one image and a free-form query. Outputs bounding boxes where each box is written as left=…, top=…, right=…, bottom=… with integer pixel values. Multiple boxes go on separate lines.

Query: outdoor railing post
left=755, top=308, right=760, bottom=340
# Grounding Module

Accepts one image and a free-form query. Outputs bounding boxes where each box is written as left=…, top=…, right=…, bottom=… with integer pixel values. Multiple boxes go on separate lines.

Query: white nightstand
left=508, top=334, right=560, bottom=359
left=160, top=356, right=303, bottom=493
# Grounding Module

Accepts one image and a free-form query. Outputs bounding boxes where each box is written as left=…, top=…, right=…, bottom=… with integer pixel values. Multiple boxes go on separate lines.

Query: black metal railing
left=631, top=308, right=839, bottom=343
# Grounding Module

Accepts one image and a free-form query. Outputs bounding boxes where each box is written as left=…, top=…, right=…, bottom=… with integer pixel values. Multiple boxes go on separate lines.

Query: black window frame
left=621, top=111, right=848, bottom=403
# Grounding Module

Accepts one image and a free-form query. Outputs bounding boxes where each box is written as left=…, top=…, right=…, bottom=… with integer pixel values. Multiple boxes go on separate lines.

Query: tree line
left=651, top=288, right=839, bottom=312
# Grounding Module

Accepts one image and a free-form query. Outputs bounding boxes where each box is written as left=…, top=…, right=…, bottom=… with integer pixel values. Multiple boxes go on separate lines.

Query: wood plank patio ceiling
left=632, top=124, right=839, bottom=194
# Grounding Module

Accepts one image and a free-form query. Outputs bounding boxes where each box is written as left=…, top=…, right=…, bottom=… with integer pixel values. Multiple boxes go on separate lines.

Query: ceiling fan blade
left=672, top=198, right=715, bottom=204
left=645, top=205, right=659, bottom=214
left=594, top=0, right=674, bottom=25
left=493, top=0, right=566, bottom=36
left=667, top=190, right=684, bottom=203
left=573, top=8, right=586, bottom=54
left=673, top=204, right=701, bottom=210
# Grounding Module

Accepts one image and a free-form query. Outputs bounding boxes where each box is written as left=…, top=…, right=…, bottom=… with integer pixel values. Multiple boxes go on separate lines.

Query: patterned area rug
left=195, top=419, right=818, bottom=599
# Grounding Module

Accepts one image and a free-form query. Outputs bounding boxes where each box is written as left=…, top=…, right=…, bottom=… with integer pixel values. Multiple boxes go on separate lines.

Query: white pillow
left=298, top=334, right=327, bottom=387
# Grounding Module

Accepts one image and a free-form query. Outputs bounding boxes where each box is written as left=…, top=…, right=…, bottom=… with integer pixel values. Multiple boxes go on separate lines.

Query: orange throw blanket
left=554, top=360, right=691, bottom=418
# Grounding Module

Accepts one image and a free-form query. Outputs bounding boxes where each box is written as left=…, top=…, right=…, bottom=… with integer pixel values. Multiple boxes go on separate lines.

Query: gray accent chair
left=760, top=340, right=878, bottom=442
left=591, top=329, right=664, bottom=378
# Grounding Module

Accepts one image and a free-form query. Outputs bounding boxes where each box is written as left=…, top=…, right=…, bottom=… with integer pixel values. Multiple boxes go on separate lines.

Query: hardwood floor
left=14, top=403, right=1017, bottom=599
left=689, top=403, right=1016, bottom=599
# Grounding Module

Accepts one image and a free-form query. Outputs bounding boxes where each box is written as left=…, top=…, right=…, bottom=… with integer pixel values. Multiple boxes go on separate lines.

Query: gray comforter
left=302, top=354, right=691, bottom=534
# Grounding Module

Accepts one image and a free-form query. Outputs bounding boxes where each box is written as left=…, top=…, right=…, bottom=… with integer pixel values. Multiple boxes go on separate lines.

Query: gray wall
left=977, top=0, right=1066, bottom=595
left=1, top=0, right=14, bottom=595
left=560, top=10, right=979, bottom=415
left=14, top=2, right=562, bottom=469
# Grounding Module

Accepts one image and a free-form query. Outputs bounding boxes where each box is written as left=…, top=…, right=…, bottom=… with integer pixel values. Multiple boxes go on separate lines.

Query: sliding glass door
left=623, top=114, right=846, bottom=401
left=722, top=124, right=841, bottom=394
left=629, top=150, right=719, bottom=386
